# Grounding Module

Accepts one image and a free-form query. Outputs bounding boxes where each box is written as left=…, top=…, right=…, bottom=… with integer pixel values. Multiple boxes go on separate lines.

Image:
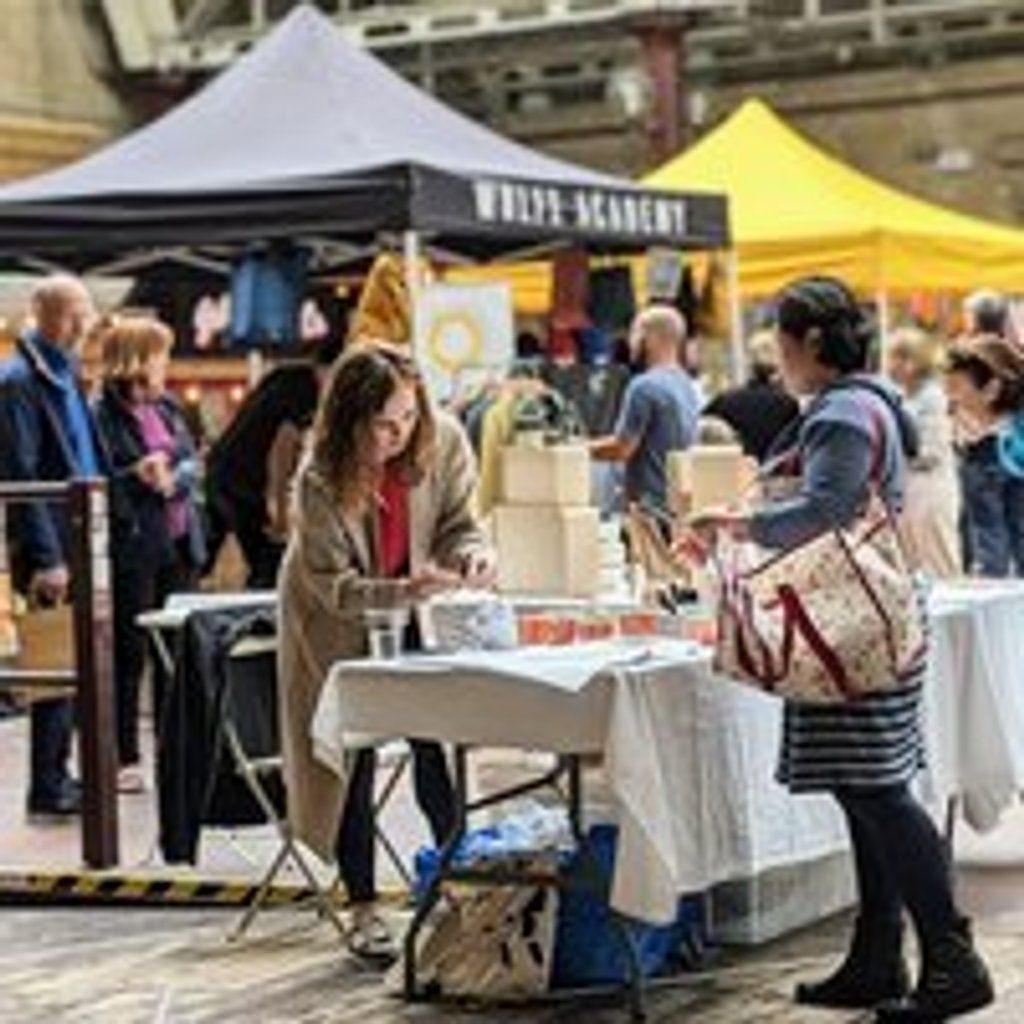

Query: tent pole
left=876, top=286, right=891, bottom=371
left=403, top=229, right=423, bottom=351
left=726, top=249, right=745, bottom=385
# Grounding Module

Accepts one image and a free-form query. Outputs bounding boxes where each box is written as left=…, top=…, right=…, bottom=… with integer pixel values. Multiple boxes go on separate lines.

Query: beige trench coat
left=277, top=411, right=490, bottom=860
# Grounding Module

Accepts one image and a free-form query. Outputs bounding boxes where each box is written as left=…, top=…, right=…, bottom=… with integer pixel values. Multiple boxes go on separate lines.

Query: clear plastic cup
left=364, top=607, right=410, bottom=660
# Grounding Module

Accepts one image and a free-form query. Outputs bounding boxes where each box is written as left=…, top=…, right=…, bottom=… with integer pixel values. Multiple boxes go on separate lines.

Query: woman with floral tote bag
left=676, top=277, right=993, bottom=1023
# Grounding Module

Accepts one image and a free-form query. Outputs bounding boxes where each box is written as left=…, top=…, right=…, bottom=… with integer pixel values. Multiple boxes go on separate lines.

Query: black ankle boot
left=875, top=917, right=994, bottom=1022
left=796, top=914, right=910, bottom=1009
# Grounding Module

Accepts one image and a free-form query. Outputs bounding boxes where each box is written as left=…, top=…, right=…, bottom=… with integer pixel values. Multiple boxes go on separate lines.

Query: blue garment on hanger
left=230, top=246, right=309, bottom=347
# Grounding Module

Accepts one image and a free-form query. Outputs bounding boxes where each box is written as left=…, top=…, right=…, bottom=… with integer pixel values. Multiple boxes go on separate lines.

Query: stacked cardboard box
left=494, top=444, right=600, bottom=598
left=667, top=445, right=757, bottom=518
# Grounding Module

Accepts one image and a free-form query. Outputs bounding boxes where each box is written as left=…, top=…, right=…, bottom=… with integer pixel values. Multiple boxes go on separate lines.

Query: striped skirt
left=777, top=669, right=927, bottom=792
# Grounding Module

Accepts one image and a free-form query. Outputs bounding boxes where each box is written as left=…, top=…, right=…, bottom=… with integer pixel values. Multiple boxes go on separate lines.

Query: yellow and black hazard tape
left=0, top=869, right=341, bottom=908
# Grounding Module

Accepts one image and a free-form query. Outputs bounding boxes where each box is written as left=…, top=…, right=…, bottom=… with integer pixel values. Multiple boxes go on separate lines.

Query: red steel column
left=633, top=16, right=689, bottom=166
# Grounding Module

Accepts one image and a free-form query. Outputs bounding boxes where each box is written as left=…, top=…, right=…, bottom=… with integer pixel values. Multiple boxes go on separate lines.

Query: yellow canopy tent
left=648, top=97, right=1024, bottom=300
left=454, top=97, right=1024, bottom=315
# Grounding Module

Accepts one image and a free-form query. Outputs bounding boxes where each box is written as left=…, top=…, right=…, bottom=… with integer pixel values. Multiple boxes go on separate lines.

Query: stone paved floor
left=3, top=710, right=1024, bottom=1022
left=1, top=892, right=1023, bottom=1023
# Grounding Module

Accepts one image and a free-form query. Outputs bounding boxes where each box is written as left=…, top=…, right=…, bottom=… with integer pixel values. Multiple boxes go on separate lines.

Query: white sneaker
left=117, top=765, right=147, bottom=794
left=346, top=907, right=397, bottom=965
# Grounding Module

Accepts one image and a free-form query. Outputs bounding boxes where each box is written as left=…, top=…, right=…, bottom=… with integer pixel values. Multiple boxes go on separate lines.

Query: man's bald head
left=30, top=274, right=96, bottom=352
left=631, top=304, right=687, bottom=366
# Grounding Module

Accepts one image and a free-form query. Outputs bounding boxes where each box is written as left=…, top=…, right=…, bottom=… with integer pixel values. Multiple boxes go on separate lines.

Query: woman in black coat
left=93, top=315, right=206, bottom=790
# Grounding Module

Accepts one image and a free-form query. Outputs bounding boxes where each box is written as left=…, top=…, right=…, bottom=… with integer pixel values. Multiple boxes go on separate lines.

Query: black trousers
left=834, top=784, right=958, bottom=941
left=29, top=697, right=74, bottom=802
left=112, top=540, right=196, bottom=767
left=335, top=740, right=456, bottom=903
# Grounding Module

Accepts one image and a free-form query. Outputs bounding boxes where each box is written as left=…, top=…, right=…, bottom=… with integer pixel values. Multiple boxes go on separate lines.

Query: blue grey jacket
left=751, top=375, right=919, bottom=551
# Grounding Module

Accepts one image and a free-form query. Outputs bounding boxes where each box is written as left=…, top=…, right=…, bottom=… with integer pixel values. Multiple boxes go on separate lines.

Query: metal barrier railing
left=0, top=479, right=118, bottom=868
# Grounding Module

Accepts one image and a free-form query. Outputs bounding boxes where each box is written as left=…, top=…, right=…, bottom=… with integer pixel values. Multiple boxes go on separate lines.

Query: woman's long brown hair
left=311, top=342, right=436, bottom=512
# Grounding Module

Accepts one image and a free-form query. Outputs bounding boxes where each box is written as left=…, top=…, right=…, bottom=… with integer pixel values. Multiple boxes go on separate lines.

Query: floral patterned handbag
left=712, top=399, right=928, bottom=703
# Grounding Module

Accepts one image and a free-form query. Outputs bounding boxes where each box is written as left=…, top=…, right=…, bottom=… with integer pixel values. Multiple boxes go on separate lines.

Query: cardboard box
left=668, top=446, right=757, bottom=515
left=494, top=505, right=600, bottom=598
left=11, top=606, right=75, bottom=673
left=500, top=444, right=591, bottom=507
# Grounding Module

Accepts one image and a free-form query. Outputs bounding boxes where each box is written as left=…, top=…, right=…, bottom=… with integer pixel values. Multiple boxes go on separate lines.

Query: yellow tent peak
left=645, top=97, right=1024, bottom=295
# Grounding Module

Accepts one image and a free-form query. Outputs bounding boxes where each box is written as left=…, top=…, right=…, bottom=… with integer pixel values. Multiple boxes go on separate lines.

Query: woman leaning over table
left=676, top=277, right=993, bottom=1023
left=277, top=341, right=495, bottom=962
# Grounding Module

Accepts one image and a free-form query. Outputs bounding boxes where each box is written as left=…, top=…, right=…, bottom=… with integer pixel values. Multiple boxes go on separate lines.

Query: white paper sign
left=415, top=283, right=513, bottom=402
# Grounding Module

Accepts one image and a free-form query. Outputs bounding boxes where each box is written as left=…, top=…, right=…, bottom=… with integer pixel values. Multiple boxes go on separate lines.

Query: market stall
left=0, top=6, right=727, bottom=275
left=0, top=4, right=728, bottom=882
left=312, top=580, right=1024, bottom=1011
left=646, top=98, right=1024, bottom=303
left=475, top=98, right=1024, bottom=321
left=0, top=4, right=730, bottom=416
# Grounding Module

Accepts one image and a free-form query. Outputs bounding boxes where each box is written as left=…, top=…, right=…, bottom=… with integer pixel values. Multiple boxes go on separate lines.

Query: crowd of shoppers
left=1, top=266, right=1020, bottom=1020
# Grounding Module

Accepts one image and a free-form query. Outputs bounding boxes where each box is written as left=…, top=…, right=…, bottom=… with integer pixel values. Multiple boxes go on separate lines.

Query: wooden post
left=68, top=479, right=118, bottom=868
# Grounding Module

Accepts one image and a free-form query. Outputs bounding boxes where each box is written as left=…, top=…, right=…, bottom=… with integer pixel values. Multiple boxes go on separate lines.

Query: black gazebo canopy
left=0, top=5, right=728, bottom=269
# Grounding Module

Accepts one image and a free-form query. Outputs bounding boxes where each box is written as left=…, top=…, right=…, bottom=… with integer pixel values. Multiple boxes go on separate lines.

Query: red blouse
left=377, top=463, right=411, bottom=578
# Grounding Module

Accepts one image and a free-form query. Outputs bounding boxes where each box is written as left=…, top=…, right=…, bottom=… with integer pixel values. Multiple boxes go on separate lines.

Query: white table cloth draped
left=312, top=640, right=849, bottom=924
left=310, top=583, right=1024, bottom=924
left=923, top=582, right=1024, bottom=832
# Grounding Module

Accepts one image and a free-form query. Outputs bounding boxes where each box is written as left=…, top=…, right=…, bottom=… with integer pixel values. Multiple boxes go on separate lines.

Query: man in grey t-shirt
left=590, top=305, right=700, bottom=513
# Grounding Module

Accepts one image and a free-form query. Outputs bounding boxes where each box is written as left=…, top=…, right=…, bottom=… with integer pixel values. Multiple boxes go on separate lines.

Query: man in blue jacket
left=0, top=274, right=102, bottom=816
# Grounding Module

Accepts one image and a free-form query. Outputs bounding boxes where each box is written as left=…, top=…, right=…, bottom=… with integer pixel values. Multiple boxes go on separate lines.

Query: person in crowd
left=78, top=317, right=106, bottom=402
left=93, top=315, right=206, bottom=792
left=885, top=328, right=962, bottom=578
left=677, top=277, right=993, bottom=1023
left=696, top=414, right=741, bottom=447
left=590, top=305, right=700, bottom=517
left=0, top=274, right=102, bottom=817
left=277, top=342, right=494, bottom=961
left=945, top=334, right=1024, bottom=577
left=681, top=330, right=708, bottom=408
left=703, top=330, right=800, bottom=463
left=204, top=335, right=343, bottom=588
left=963, top=290, right=1009, bottom=340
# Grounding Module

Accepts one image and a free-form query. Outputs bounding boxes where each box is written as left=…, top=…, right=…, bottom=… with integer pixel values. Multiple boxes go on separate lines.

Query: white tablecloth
left=923, top=582, right=1024, bottom=831
left=312, top=640, right=850, bottom=924
left=310, top=582, right=1024, bottom=924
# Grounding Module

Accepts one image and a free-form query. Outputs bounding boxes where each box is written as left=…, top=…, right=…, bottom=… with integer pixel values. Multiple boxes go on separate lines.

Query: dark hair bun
left=776, top=276, right=874, bottom=374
